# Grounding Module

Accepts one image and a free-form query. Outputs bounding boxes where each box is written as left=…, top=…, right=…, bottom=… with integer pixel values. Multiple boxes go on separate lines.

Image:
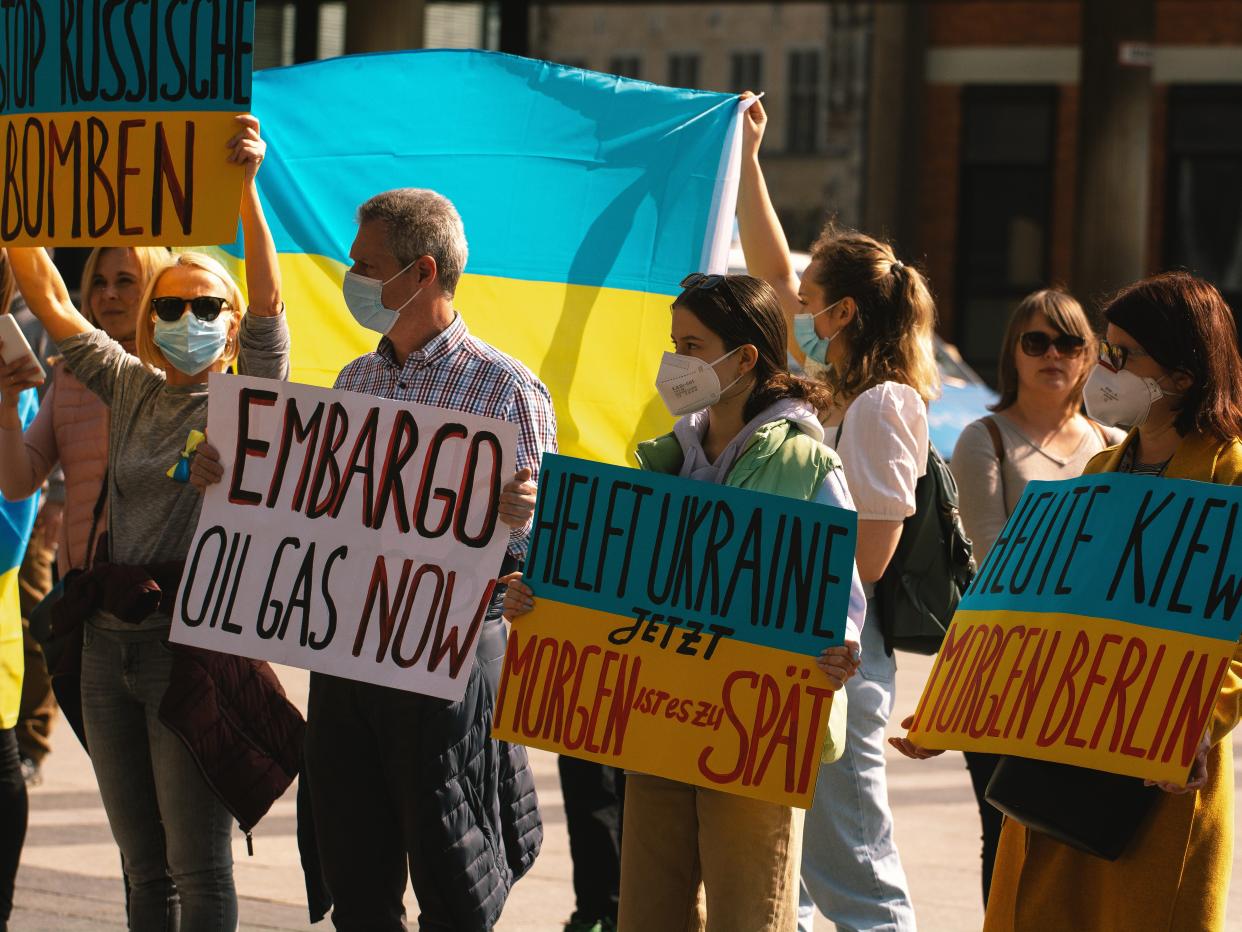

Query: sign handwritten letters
left=907, top=474, right=1242, bottom=784
left=492, top=454, right=858, bottom=808
left=171, top=374, right=517, bottom=701
left=0, top=0, right=255, bottom=245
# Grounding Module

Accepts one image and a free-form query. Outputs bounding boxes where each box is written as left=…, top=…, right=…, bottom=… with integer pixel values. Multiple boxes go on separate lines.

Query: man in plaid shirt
left=194, top=188, right=557, bottom=929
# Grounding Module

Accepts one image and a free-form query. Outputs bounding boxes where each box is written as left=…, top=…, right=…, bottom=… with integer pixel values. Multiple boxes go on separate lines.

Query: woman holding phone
left=0, top=115, right=293, bottom=932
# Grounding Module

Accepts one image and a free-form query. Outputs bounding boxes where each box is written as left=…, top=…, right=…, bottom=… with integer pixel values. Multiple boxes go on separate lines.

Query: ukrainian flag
left=219, top=49, right=743, bottom=465
left=0, top=389, right=39, bottom=727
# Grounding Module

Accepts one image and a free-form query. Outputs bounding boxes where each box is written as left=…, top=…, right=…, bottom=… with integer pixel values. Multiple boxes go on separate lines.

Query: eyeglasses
left=1098, top=339, right=1150, bottom=372
left=1019, top=331, right=1086, bottom=358
left=151, top=296, right=231, bottom=323
left=680, top=272, right=727, bottom=291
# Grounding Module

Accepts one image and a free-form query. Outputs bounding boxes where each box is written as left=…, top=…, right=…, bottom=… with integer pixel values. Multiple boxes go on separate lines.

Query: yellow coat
left=984, top=429, right=1242, bottom=932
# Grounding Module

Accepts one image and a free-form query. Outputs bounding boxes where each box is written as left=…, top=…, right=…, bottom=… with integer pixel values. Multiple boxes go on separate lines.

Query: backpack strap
left=1088, top=419, right=1109, bottom=446
left=983, top=416, right=1005, bottom=464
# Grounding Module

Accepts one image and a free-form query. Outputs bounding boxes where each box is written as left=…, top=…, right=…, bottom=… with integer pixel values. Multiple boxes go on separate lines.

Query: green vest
left=634, top=416, right=850, bottom=766
left=634, top=417, right=841, bottom=501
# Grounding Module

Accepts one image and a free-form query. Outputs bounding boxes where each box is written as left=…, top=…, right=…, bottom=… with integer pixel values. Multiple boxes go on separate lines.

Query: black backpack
left=873, top=443, right=976, bottom=654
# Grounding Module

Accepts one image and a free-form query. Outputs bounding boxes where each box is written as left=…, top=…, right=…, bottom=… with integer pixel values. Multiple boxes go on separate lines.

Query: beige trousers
left=618, top=773, right=803, bottom=932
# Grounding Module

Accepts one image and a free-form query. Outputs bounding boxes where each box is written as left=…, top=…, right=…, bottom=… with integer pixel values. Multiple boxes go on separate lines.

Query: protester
left=557, top=757, right=625, bottom=932
left=7, top=285, right=62, bottom=784
left=502, top=272, right=866, bottom=932
left=947, top=289, right=1122, bottom=903
left=0, top=246, right=169, bottom=772
left=894, top=271, right=1242, bottom=931
left=736, top=93, right=929, bottom=931
left=0, top=115, right=300, bottom=932
left=0, top=256, right=29, bottom=932
left=194, top=186, right=554, bottom=931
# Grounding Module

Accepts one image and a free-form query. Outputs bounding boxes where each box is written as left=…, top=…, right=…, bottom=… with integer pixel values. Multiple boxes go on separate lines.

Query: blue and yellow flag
left=0, top=389, right=40, bottom=727
left=220, top=49, right=743, bottom=465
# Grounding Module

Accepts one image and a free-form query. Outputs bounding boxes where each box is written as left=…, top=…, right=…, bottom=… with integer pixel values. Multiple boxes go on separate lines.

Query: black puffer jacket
left=421, top=618, right=543, bottom=928
left=299, top=619, right=543, bottom=928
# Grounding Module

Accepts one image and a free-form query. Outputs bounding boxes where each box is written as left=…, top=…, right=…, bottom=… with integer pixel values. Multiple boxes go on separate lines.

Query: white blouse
left=830, top=382, right=929, bottom=522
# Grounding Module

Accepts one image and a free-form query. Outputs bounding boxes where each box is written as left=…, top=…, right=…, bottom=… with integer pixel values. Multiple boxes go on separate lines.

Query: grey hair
left=356, top=188, right=469, bottom=296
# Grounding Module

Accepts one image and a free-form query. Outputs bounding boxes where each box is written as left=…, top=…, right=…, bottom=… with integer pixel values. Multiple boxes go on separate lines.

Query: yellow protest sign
left=0, top=1, right=253, bottom=245
left=907, top=475, right=1242, bottom=784
left=492, top=454, right=858, bottom=808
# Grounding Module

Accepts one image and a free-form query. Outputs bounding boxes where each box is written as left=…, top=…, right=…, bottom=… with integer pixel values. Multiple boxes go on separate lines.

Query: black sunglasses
left=680, top=272, right=726, bottom=291
left=151, top=296, right=231, bottom=323
left=1019, top=331, right=1085, bottom=358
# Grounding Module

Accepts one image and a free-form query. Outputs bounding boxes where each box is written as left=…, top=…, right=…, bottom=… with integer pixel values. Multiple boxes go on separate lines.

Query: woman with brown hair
left=896, top=272, right=1242, bottom=931
left=504, top=273, right=867, bottom=930
left=947, top=288, right=1122, bottom=904
left=736, top=93, right=936, bottom=931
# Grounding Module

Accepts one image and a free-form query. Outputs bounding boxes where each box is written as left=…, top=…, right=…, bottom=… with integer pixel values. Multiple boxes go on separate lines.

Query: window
left=668, top=53, right=700, bottom=89
left=1165, top=86, right=1242, bottom=319
left=787, top=51, right=821, bottom=154
left=955, top=86, right=1057, bottom=380
left=730, top=51, right=762, bottom=93
left=609, top=56, right=641, bottom=80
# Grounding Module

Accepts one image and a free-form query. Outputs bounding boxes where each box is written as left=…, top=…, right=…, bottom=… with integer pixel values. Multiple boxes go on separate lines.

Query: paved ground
left=12, top=653, right=1242, bottom=931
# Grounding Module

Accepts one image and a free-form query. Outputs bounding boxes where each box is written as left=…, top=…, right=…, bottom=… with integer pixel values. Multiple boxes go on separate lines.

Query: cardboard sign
left=0, top=0, right=254, bottom=245
left=493, top=454, right=858, bottom=807
left=170, top=374, right=517, bottom=701
left=907, top=474, right=1242, bottom=783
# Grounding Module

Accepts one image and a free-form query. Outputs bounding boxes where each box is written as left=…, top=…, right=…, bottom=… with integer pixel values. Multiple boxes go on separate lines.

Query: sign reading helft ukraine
left=492, top=455, right=857, bottom=808
left=0, top=0, right=253, bottom=245
left=907, top=474, right=1242, bottom=784
left=219, top=50, right=743, bottom=467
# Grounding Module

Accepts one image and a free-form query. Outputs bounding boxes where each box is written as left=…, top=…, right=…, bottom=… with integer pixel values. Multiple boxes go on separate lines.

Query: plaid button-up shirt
left=334, top=313, right=558, bottom=559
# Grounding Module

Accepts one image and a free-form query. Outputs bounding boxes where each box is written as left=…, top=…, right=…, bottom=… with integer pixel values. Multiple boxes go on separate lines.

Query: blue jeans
left=81, top=623, right=237, bottom=932
left=800, top=611, right=916, bottom=932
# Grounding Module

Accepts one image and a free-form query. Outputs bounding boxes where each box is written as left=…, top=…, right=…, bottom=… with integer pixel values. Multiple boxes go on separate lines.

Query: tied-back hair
left=673, top=274, right=833, bottom=422
left=807, top=225, right=940, bottom=403
left=134, top=252, right=246, bottom=373
left=79, top=247, right=171, bottom=326
left=1104, top=272, right=1242, bottom=440
left=990, top=288, right=1098, bottom=413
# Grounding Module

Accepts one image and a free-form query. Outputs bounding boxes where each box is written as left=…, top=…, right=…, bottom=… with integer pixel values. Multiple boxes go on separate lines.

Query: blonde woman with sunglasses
left=0, top=114, right=292, bottom=932
left=937, top=289, right=1121, bottom=907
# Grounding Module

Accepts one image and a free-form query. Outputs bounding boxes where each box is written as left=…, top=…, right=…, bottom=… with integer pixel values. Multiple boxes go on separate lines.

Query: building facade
left=528, top=2, right=873, bottom=248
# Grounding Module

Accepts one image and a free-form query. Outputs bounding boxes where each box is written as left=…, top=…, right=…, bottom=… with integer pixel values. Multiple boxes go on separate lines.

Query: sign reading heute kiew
left=171, top=374, right=516, bottom=700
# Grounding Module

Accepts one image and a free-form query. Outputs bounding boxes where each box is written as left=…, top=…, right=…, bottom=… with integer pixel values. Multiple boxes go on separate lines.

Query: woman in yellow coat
left=895, top=271, right=1242, bottom=931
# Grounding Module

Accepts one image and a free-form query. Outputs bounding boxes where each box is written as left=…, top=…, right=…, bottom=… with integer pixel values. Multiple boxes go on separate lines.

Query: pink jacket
left=1, top=360, right=109, bottom=577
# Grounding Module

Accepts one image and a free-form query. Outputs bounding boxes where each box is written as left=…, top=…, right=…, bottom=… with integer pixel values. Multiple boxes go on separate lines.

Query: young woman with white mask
left=504, top=273, right=867, bottom=931
left=0, top=114, right=295, bottom=932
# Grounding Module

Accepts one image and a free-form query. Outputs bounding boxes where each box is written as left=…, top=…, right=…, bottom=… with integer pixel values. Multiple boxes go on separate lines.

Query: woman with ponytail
left=503, top=273, right=866, bottom=930
left=736, top=92, right=937, bottom=931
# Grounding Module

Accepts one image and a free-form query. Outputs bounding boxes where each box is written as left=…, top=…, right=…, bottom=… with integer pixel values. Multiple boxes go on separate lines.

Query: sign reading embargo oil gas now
left=907, top=474, right=1242, bottom=784
left=171, top=375, right=516, bottom=701
left=0, top=0, right=254, bottom=245
left=492, top=454, right=858, bottom=808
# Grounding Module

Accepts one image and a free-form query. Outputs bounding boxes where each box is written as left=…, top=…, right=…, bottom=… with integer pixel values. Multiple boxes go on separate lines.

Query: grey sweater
left=58, top=314, right=290, bottom=629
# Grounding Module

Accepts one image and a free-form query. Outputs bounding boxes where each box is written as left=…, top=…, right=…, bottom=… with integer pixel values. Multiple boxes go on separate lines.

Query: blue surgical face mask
left=342, top=259, right=422, bottom=334
left=793, top=298, right=846, bottom=363
left=153, top=313, right=231, bottom=375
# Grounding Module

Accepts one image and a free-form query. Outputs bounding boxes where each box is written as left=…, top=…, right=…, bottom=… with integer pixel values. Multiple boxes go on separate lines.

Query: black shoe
left=19, top=754, right=41, bottom=787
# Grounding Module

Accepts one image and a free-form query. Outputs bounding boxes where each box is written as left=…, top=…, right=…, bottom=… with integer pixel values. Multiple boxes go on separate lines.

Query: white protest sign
left=171, top=374, right=517, bottom=700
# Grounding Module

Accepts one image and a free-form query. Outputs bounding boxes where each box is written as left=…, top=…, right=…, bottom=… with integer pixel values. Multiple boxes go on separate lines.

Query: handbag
left=984, top=754, right=1159, bottom=861
left=28, top=473, right=107, bottom=748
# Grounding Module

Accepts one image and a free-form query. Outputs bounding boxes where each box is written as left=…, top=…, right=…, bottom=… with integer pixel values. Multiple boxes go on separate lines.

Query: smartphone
left=0, top=315, right=46, bottom=385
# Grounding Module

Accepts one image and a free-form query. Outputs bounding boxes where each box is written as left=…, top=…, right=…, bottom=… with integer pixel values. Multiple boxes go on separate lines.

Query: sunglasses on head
left=151, top=296, right=231, bottom=323
left=1098, top=339, right=1150, bottom=372
left=1019, top=331, right=1085, bottom=358
left=680, top=272, right=728, bottom=291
